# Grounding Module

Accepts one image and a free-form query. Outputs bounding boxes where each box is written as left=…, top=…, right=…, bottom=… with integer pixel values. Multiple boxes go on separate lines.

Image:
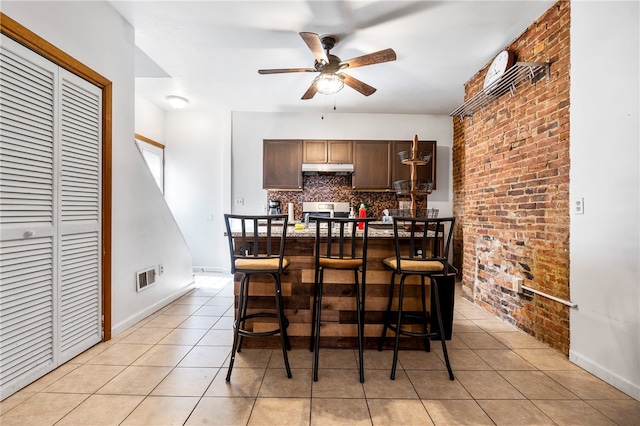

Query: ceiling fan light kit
left=258, top=32, right=396, bottom=100
left=166, top=95, right=189, bottom=110
left=314, top=73, right=344, bottom=95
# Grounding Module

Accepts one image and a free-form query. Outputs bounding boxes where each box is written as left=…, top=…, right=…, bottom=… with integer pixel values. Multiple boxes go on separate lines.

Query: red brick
left=454, top=1, right=570, bottom=356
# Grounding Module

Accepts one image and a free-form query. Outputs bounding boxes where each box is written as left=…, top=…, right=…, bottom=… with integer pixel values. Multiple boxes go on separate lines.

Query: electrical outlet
left=158, top=263, right=164, bottom=275
left=574, top=197, right=584, bottom=215
left=234, top=197, right=244, bottom=206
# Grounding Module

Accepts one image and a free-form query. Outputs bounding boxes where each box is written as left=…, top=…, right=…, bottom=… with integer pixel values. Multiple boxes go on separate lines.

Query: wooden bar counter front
left=230, top=227, right=455, bottom=349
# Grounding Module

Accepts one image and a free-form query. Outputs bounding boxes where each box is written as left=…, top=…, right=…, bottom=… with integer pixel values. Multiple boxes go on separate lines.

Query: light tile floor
left=1, top=273, right=638, bottom=425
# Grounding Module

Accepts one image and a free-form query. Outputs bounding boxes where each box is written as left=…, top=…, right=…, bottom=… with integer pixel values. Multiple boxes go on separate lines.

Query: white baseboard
left=193, top=266, right=225, bottom=273
left=193, top=266, right=232, bottom=274
left=110, top=281, right=196, bottom=337
left=570, top=349, right=640, bottom=400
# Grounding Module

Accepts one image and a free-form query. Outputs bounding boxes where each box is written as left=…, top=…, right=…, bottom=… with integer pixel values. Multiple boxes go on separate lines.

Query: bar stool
left=378, top=216, right=456, bottom=381
left=223, top=214, right=291, bottom=381
left=309, top=216, right=374, bottom=383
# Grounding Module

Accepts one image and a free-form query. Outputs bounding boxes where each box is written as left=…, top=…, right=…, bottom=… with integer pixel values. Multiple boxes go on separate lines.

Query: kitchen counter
left=228, top=230, right=455, bottom=350
left=232, top=221, right=440, bottom=239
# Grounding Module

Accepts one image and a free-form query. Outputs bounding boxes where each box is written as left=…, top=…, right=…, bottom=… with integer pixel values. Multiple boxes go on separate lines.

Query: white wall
left=163, top=111, right=230, bottom=272
left=570, top=1, right=639, bottom=399
left=135, top=94, right=165, bottom=143
left=2, top=1, right=195, bottom=337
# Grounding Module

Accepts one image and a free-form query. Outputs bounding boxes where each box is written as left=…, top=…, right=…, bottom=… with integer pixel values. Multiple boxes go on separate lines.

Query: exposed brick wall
left=452, top=1, right=571, bottom=355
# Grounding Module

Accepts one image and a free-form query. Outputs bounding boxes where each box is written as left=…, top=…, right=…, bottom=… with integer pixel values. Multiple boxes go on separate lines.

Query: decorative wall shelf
left=450, top=60, right=550, bottom=120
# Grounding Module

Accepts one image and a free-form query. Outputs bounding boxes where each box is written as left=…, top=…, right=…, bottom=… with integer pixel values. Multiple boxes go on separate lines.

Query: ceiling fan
left=258, top=32, right=397, bottom=99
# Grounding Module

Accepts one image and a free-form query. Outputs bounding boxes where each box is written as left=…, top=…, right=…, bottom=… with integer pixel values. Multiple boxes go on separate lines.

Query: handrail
left=521, top=285, right=577, bottom=308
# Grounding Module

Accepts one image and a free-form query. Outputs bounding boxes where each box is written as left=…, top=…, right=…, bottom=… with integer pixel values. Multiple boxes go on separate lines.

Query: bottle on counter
left=347, top=206, right=355, bottom=232
left=358, top=203, right=366, bottom=230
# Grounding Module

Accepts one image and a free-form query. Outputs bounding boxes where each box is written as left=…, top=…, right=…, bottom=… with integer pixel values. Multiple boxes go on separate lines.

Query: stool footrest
left=386, top=324, right=439, bottom=339
left=234, top=312, right=289, bottom=337
left=386, top=312, right=436, bottom=339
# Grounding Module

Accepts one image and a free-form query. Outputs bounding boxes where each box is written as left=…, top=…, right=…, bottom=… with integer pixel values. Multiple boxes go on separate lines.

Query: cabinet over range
left=263, top=139, right=436, bottom=191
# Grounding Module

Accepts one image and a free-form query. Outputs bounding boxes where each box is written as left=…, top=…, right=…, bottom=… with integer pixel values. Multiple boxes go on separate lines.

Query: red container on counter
left=358, top=204, right=366, bottom=230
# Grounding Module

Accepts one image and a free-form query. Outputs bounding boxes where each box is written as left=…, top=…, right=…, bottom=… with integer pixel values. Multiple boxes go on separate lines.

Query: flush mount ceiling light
left=313, top=73, right=344, bottom=95
left=166, top=95, right=189, bottom=110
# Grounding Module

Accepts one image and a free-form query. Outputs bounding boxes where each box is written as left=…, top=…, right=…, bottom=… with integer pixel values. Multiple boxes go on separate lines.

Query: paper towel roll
left=288, top=203, right=295, bottom=222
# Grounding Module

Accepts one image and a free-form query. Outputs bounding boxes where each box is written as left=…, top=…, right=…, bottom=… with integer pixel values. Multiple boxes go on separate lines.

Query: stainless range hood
left=301, top=163, right=354, bottom=174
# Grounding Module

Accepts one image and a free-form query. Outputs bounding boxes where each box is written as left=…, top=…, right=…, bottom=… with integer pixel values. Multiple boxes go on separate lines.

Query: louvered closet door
left=0, top=35, right=58, bottom=399
left=58, top=68, right=102, bottom=363
left=0, top=35, right=101, bottom=399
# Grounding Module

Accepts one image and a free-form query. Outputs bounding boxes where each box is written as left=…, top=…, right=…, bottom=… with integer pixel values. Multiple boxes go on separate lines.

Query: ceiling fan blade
left=341, top=73, right=376, bottom=96
left=258, top=68, right=316, bottom=74
left=340, top=48, right=397, bottom=69
left=299, top=32, right=329, bottom=64
left=301, top=83, right=318, bottom=100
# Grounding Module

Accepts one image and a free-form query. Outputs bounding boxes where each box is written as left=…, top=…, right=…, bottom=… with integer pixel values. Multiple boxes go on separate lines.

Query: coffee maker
left=268, top=199, right=281, bottom=215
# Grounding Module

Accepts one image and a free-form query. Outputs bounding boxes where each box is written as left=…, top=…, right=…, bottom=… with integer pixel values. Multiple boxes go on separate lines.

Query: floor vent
left=136, top=267, right=157, bottom=292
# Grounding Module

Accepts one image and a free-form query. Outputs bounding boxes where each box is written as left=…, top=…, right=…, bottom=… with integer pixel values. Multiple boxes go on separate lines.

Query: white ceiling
left=109, top=0, right=555, bottom=115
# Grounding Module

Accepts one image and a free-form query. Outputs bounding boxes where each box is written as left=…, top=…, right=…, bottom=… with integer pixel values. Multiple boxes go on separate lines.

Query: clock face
left=483, top=50, right=514, bottom=89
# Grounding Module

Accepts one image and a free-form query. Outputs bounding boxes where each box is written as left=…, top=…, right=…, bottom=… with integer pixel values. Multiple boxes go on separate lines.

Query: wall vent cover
left=136, top=267, right=157, bottom=292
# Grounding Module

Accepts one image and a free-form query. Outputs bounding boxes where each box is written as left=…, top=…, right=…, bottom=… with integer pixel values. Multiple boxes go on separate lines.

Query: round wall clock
left=483, top=50, right=515, bottom=90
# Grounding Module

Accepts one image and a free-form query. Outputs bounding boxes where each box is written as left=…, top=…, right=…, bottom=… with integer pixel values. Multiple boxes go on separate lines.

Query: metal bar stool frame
left=378, top=216, right=456, bottom=381
left=309, top=216, right=374, bottom=383
left=224, top=214, right=292, bottom=381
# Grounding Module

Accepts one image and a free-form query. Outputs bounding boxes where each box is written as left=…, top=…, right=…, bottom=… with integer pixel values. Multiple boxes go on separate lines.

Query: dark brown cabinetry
left=264, top=139, right=436, bottom=191
left=303, top=140, right=352, bottom=164
left=303, top=140, right=326, bottom=163
left=392, top=140, right=436, bottom=190
left=352, top=140, right=392, bottom=190
left=328, top=140, right=353, bottom=163
left=263, top=139, right=302, bottom=189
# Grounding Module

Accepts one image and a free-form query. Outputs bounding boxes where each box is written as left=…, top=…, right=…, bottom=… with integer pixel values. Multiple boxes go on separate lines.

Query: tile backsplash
left=267, top=174, right=429, bottom=221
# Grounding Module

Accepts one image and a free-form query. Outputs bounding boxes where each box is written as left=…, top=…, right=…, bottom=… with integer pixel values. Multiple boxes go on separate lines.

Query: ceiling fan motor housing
left=315, top=54, right=342, bottom=73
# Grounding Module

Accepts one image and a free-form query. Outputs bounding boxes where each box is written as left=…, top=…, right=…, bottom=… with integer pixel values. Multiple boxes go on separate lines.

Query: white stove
left=302, top=202, right=351, bottom=219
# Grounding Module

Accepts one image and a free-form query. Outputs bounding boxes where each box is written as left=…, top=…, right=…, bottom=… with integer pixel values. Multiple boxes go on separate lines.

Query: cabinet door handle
left=24, top=229, right=36, bottom=238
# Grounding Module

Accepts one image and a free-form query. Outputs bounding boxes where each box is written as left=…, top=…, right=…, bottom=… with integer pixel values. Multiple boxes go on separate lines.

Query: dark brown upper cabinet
left=352, top=140, right=392, bottom=190
left=303, top=140, right=353, bottom=164
left=263, top=139, right=302, bottom=190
